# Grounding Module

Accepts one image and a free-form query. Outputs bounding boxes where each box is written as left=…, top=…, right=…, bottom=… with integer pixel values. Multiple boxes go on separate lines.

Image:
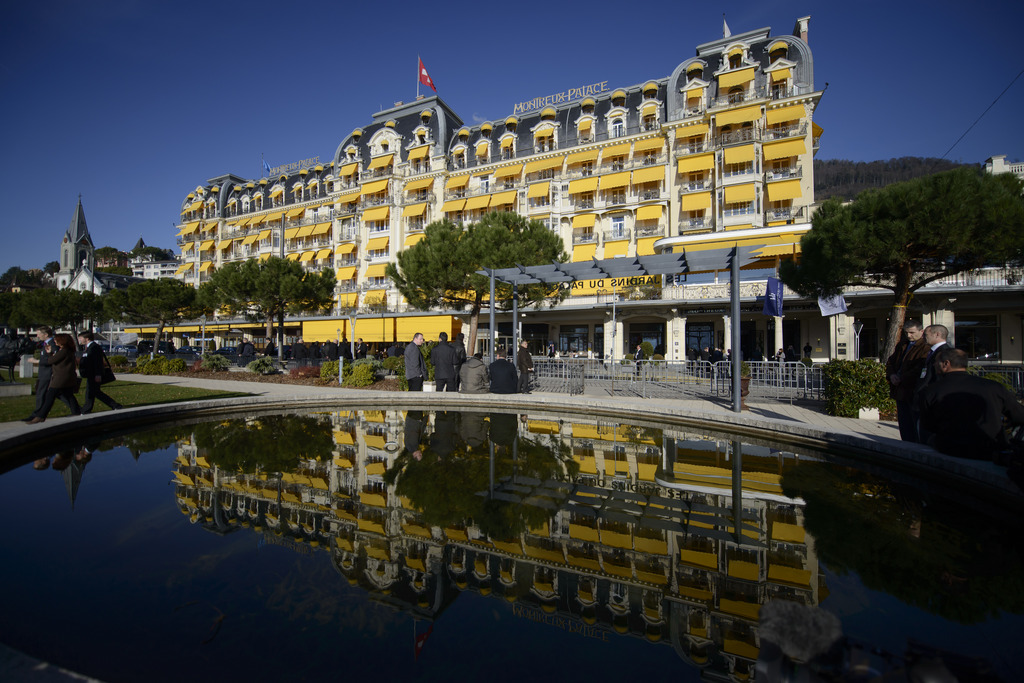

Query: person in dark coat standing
left=885, top=320, right=929, bottom=442
left=917, top=346, right=1024, bottom=460
left=340, top=339, right=353, bottom=361
left=264, top=337, right=277, bottom=358
left=324, top=339, right=339, bottom=361
left=516, top=340, right=534, bottom=393
left=355, top=338, right=367, bottom=359
left=489, top=348, right=518, bottom=394
left=452, top=332, right=468, bottom=390
left=292, top=338, right=309, bottom=365
left=26, top=333, right=81, bottom=423
left=404, top=333, right=427, bottom=391
left=430, top=332, right=458, bottom=392
left=76, top=330, right=122, bottom=413
left=238, top=337, right=255, bottom=366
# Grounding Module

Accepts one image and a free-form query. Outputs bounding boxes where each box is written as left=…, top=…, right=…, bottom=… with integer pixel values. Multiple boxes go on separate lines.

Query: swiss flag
left=418, top=58, right=437, bottom=92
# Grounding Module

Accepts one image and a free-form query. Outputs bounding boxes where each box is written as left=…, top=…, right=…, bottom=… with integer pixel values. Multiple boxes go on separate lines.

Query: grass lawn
left=0, top=377, right=250, bottom=423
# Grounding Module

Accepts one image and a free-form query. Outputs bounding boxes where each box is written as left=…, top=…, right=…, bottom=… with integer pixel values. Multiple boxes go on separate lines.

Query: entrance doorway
left=685, top=322, right=714, bottom=359
left=629, top=322, right=665, bottom=357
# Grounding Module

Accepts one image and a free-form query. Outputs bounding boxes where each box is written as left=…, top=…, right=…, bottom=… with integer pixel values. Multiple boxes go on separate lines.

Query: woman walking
left=26, top=333, right=81, bottom=424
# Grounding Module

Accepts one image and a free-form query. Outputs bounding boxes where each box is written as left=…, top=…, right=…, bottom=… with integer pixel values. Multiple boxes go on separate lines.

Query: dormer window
left=729, top=53, right=742, bottom=69
left=612, top=118, right=625, bottom=139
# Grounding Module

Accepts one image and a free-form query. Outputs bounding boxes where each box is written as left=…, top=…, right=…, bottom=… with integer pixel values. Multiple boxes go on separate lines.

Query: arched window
left=612, top=118, right=625, bottom=139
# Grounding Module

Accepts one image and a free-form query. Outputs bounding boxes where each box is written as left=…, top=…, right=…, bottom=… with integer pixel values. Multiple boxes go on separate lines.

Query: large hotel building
left=167, top=17, right=1021, bottom=362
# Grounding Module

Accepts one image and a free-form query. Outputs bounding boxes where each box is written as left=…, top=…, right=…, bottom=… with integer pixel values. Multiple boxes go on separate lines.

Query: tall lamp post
left=200, top=314, right=207, bottom=354
left=853, top=320, right=864, bottom=361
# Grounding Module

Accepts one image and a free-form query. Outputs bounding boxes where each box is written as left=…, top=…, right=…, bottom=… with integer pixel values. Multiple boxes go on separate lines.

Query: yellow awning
left=600, top=171, right=630, bottom=190
left=724, top=184, right=756, bottom=204
left=636, top=205, right=662, bottom=221
left=604, top=240, right=628, bottom=258
left=198, top=240, right=215, bottom=251
left=533, top=127, right=554, bottom=139
left=335, top=243, right=356, bottom=255
left=363, top=263, right=389, bottom=278
left=257, top=229, right=271, bottom=240
left=179, top=222, right=199, bottom=236
left=524, top=157, right=564, bottom=174
left=573, top=214, right=596, bottom=228
left=602, top=142, right=631, bottom=158
left=491, top=190, right=517, bottom=206
left=770, top=68, right=792, bottom=83
left=336, top=266, right=357, bottom=280
left=296, top=225, right=315, bottom=238
left=566, top=149, right=599, bottom=166
left=403, top=202, right=427, bottom=217
left=198, top=261, right=213, bottom=272
left=312, top=222, right=332, bottom=236
left=269, top=187, right=283, bottom=198
left=441, top=199, right=466, bottom=213
left=637, top=236, right=659, bottom=256
left=286, top=207, right=305, bottom=218
left=719, top=66, right=756, bottom=89
left=632, top=166, right=663, bottom=184
left=634, top=137, right=664, bottom=154
left=241, top=234, right=259, bottom=245
left=174, top=263, right=193, bottom=274
left=766, top=103, right=805, bottom=125
left=475, top=141, right=489, bottom=156
left=363, top=206, right=390, bottom=221
left=248, top=215, right=265, bottom=226
left=493, top=163, right=523, bottom=179
left=393, top=315, right=461, bottom=341
left=578, top=118, right=592, bottom=133
left=366, top=236, right=390, bottom=251
left=465, top=194, right=491, bottom=210
left=724, top=144, right=755, bottom=164
left=259, top=253, right=272, bottom=261
left=677, top=153, right=714, bottom=173
left=675, top=123, right=709, bottom=139
left=286, top=252, right=300, bottom=260
left=361, top=179, right=389, bottom=195
left=315, top=248, right=331, bottom=260
left=407, top=145, right=430, bottom=160
left=404, top=177, right=434, bottom=192
left=367, top=154, right=394, bottom=170
left=528, top=181, right=550, bottom=198
left=299, top=251, right=315, bottom=262
left=763, top=138, right=806, bottom=160
left=755, top=243, right=801, bottom=257
left=813, top=122, right=824, bottom=138
left=233, top=217, right=250, bottom=227
left=641, top=103, right=658, bottom=117
left=187, top=200, right=203, bottom=212
left=202, top=222, right=218, bottom=233
left=338, top=162, right=358, bottom=176
left=217, top=239, right=233, bottom=250
left=181, top=242, right=194, bottom=253
left=568, top=177, right=598, bottom=194
left=405, top=233, right=425, bottom=247
left=284, top=227, right=301, bottom=240
left=445, top=175, right=470, bottom=190
left=500, top=136, right=514, bottom=149
left=264, top=211, right=284, bottom=222
left=716, top=104, right=761, bottom=127
left=572, top=243, right=597, bottom=262
left=766, top=179, right=802, bottom=201
left=768, top=40, right=789, bottom=54
left=684, top=83, right=704, bottom=97
left=336, top=190, right=361, bottom=204
left=681, top=191, right=712, bottom=211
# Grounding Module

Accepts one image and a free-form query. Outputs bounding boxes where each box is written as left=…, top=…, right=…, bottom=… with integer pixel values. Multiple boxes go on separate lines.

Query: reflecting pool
left=1, top=408, right=1022, bottom=682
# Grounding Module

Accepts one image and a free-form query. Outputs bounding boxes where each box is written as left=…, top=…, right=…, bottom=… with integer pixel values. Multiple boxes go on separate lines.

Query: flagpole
left=416, top=55, right=420, bottom=99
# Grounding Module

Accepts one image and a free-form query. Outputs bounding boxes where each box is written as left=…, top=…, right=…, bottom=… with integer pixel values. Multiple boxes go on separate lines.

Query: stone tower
left=57, top=197, right=95, bottom=290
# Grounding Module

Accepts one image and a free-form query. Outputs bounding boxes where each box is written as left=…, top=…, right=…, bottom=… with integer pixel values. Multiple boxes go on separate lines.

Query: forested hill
left=813, top=157, right=974, bottom=201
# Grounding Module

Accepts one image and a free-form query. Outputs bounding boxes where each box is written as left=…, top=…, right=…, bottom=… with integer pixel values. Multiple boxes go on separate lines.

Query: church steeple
left=57, top=196, right=96, bottom=289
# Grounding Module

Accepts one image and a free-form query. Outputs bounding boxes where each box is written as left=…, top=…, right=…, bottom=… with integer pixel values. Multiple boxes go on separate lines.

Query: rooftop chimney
left=794, top=16, right=810, bottom=43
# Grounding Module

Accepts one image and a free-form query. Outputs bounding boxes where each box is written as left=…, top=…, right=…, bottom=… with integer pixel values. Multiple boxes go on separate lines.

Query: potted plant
left=739, top=362, right=751, bottom=409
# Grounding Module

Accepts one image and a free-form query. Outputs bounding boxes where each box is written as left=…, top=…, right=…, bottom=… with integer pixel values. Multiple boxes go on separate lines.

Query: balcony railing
left=679, top=218, right=709, bottom=232
left=635, top=223, right=663, bottom=237
left=680, top=180, right=711, bottom=193
left=674, top=142, right=708, bottom=157
left=766, top=166, right=802, bottom=180
left=603, top=230, right=629, bottom=242
left=765, top=123, right=807, bottom=141
left=716, top=128, right=761, bottom=146
left=572, top=231, right=596, bottom=244
left=710, top=86, right=768, bottom=108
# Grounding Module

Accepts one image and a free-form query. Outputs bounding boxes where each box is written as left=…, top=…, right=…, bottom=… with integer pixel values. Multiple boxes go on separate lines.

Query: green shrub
left=247, top=356, right=277, bottom=374
left=165, top=358, right=187, bottom=373
left=381, top=356, right=404, bottom=374
left=640, top=341, right=654, bottom=360
left=107, top=355, right=130, bottom=370
left=343, top=362, right=376, bottom=387
left=971, top=368, right=1014, bottom=393
left=821, top=359, right=895, bottom=418
left=201, top=353, right=231, bottom=371
left=140, top=356, right=170, bottom=375
left=320, top=360, right=340, bottom=381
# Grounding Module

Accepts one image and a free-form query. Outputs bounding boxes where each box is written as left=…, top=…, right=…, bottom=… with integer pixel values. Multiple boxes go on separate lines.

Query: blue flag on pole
left=763, top=277, right=783, bottom=317
left=262, top=158, right=271, bottom=177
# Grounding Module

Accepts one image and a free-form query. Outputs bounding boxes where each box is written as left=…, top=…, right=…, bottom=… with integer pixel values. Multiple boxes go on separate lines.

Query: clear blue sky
left=2, top=0, right=1022, bottom=274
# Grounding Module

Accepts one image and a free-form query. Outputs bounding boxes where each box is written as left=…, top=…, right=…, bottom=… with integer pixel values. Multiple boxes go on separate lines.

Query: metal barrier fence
left=531, top=358, right=824, bottom=402
left=972, top=365, right=1024, bottom=398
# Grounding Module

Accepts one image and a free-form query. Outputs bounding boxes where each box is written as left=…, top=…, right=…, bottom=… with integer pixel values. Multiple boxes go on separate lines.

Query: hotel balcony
left=710, top=86, right=769, bottom=109
left=635, top=222, right=664, bottom=237
left=716, top=127, right=761, bottom=147
left=765, top=123, right=807, bottom=141
left=680, top=180, right=712, bottom=194
left=674, top=141, right=709, bottom=157
left=679, top=217, right=710, bottom=233
left=766, top=166, right=803, bottom=181
left=572, top=230, right=596, bottom=245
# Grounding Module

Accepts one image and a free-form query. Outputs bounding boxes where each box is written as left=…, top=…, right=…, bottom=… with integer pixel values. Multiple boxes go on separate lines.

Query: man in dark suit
left=917, top=346, right=1024, bottom=460
left=77, top=330, right=122, bottom=413
left=488, top=348, right=518, bottom=394
left=885, top=320, right=930, bottom=442
left=24, top=326, right=74, bottom=420
left=430, top=332, right=457, bottom=392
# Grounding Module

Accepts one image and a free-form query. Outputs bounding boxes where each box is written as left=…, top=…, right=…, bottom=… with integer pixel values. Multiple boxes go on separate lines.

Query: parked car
left=138, top=340, right=176, bottom=355
left=212, top=347, right=238, bottom=358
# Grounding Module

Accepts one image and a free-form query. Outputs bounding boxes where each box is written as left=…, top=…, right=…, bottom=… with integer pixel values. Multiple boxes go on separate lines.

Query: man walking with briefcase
left=77, top=330, right=123, bottom=413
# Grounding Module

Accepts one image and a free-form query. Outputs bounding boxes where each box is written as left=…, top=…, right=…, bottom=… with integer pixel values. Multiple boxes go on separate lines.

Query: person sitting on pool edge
left=488, top=348, right=518, bottom=394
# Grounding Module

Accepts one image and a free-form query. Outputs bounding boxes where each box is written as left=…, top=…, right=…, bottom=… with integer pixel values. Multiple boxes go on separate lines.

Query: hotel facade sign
left=512, top=81, right=609, bottom=115
left=269, top=156, right=320, bottom=177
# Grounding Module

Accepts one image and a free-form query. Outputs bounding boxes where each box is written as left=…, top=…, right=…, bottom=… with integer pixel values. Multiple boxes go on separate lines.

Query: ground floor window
left=629, top=322, right=665, bottom=357
left=559, top=325, right=590, bottom=356
left=956, top=315, right=1000, bottom=361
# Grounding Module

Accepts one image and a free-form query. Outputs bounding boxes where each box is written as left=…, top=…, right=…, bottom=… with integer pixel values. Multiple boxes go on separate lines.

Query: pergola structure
left=479, top=245, right=760, bottom=412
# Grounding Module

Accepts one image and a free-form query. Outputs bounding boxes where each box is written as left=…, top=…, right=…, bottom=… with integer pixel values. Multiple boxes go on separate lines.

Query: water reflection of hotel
left=172, top=410, right=823, bottom=680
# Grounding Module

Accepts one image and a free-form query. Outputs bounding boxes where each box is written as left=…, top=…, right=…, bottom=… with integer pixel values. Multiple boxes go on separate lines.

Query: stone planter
left=858, top=407, right=879, bottom=420
left=423, top=381, right=435, bottom=392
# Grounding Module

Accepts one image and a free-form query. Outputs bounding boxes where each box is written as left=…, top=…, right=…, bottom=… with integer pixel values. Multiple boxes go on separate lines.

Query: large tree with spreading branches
left=781, top=168, right=1024, bottom=360
left=387, top=211, right=567, bottom=349
left=104, top=278, right=205, bottom=355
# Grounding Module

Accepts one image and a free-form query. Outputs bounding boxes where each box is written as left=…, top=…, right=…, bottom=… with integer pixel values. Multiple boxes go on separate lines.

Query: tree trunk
left=154, top=322, right=165, bottom=360
left=466, top=292, right=483, bottom=354
left=881, top=268, right=913, bottom=361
